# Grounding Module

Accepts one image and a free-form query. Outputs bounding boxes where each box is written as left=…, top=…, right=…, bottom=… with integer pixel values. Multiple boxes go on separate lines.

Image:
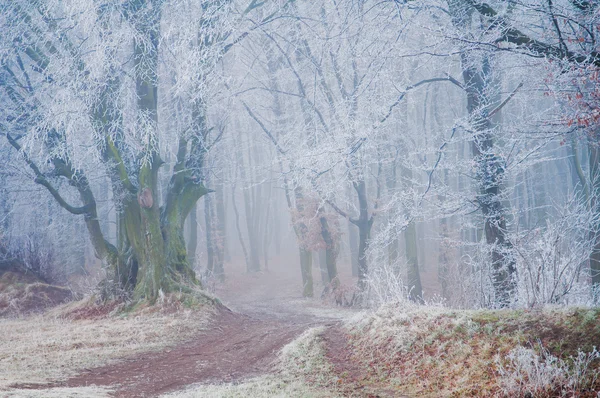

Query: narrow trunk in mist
left=386, top=162, right=400, bottom=271
left=466, top=70, right=516, bottom=306
left=353, top=179, right=374, bottom=292
left=294, top=187, right=314, bottom=297
left=320, top=216, right=339, bottom=294
left=245, top=197, right=261, bottom=273
left=432, top=91, right=450, bottom=299
left=262, top=177, right=273, bottom=272
left=273, top=197, right=281, bottom=256
left=346, top=183, right=359, bottom=277
left=250, top=145, right=264, bottom=272
left=568, top=139, right=599, bottom=296
left=402, top=167, right=423, bottom=303
left=231, top=164, right=250, bottom=270
left=405, top=221, right=424, bottom=303
left=236, top=140, right=260, bottom=272
left=438, top=169, right=450, bottom=299
left=348, top=218, right=359, bottom=277
left=417, top=223, right=426, bottom=271
left=204, top=191, right=215, bottom=276
left=299, top=248, right=313, bottom=297
left=215, top=173, right=228, bottom=268
left=356, top=219, right=371, bottom=292
left=318, top=250, right=329, bottom=285
left=450, top=0, right=516, bottom=307
left=204, top=169, right=225, bottom=282
left=532, top=162, right=548, bottom=226
left=588, top=144, right=600, bottom=293
left=263, top=46, right=315, bottom=294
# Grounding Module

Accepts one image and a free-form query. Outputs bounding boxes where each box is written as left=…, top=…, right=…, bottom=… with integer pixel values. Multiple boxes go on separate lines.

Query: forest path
left=61, top=305, right=329, bottom=397
left=60, top=266, right=356, bottom=397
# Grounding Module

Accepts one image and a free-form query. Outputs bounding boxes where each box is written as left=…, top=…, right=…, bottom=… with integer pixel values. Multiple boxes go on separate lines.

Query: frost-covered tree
left=0, top=0, right=270, bottom=300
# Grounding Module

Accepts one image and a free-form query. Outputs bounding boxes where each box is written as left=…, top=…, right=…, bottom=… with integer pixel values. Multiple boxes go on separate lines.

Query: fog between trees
left=1, top=0, right=599, bottom=309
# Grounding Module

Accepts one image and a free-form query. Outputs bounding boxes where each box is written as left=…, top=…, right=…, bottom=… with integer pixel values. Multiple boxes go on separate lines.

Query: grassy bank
left=344, top=303, right=600, bottom=397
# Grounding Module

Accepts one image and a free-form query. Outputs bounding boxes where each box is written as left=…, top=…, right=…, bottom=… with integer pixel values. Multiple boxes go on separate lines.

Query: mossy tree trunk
left=4, top=0, right=215, bottom=303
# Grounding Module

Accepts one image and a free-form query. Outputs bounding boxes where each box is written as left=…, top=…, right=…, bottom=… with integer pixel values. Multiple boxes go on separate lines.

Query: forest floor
left=3, top=259, right=600, bottom=397
left=1, top=259, right=389, bottom=397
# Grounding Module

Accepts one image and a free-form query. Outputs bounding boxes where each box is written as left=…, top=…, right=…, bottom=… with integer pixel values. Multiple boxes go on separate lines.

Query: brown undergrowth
left=341, top=303, right=600, bottom=397
left=0, top=268, right=73, bottom=317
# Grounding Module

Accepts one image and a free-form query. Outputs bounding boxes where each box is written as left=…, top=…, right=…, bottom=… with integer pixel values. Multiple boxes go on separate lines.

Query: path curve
left=61, top=308, right=318, bottom=397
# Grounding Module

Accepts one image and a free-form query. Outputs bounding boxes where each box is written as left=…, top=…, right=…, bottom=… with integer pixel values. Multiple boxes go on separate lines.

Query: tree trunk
left=356, top=219, right=371, bottom=292
left=299, top=248, right=313, bottom=297
left=353, top=178, right=373, bottom=292
left=318, top=249, right=329, bottom=285
left=7, top=0, right=213, bottom=303
left=294, top=187, right=314, bottom=297
left=588, top=143, right=600, bottom=294
left=405, top=221, right=423, bottom=303
left=438, top=169, right=450, bottom=300
left=449, top=0, right=516, bottom=306
left=348, top=219, right=359, bottom=277
left=239, top=147, right=261, bottom=273
left=262, top=177, right=273, bottom=272
left=187, top=204, right=198, bottom=268
left=214, top=170, right=226, bottom=280
left=320, top=216, right=339, bottom=294
left=231, top=171, right=250, bottom=270
left=204, top=191, right=215, bottom=276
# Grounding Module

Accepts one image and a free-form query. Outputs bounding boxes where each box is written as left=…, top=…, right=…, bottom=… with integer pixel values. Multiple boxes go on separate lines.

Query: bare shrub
left=496, top=345, right=600, bottom=397
left=6, top=233, right=66, bottom=285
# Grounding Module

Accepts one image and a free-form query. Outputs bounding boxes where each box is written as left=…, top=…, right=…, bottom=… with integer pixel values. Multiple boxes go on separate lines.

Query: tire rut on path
left=60, top=308, right=319, bottom=397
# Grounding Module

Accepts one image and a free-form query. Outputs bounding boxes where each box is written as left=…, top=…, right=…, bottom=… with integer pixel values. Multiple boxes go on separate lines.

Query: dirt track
left=56, top=263, right=348, bottom=397
left=10, top=261, right=368, bottom=397
left=60, top=307, right=319, bottom=397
